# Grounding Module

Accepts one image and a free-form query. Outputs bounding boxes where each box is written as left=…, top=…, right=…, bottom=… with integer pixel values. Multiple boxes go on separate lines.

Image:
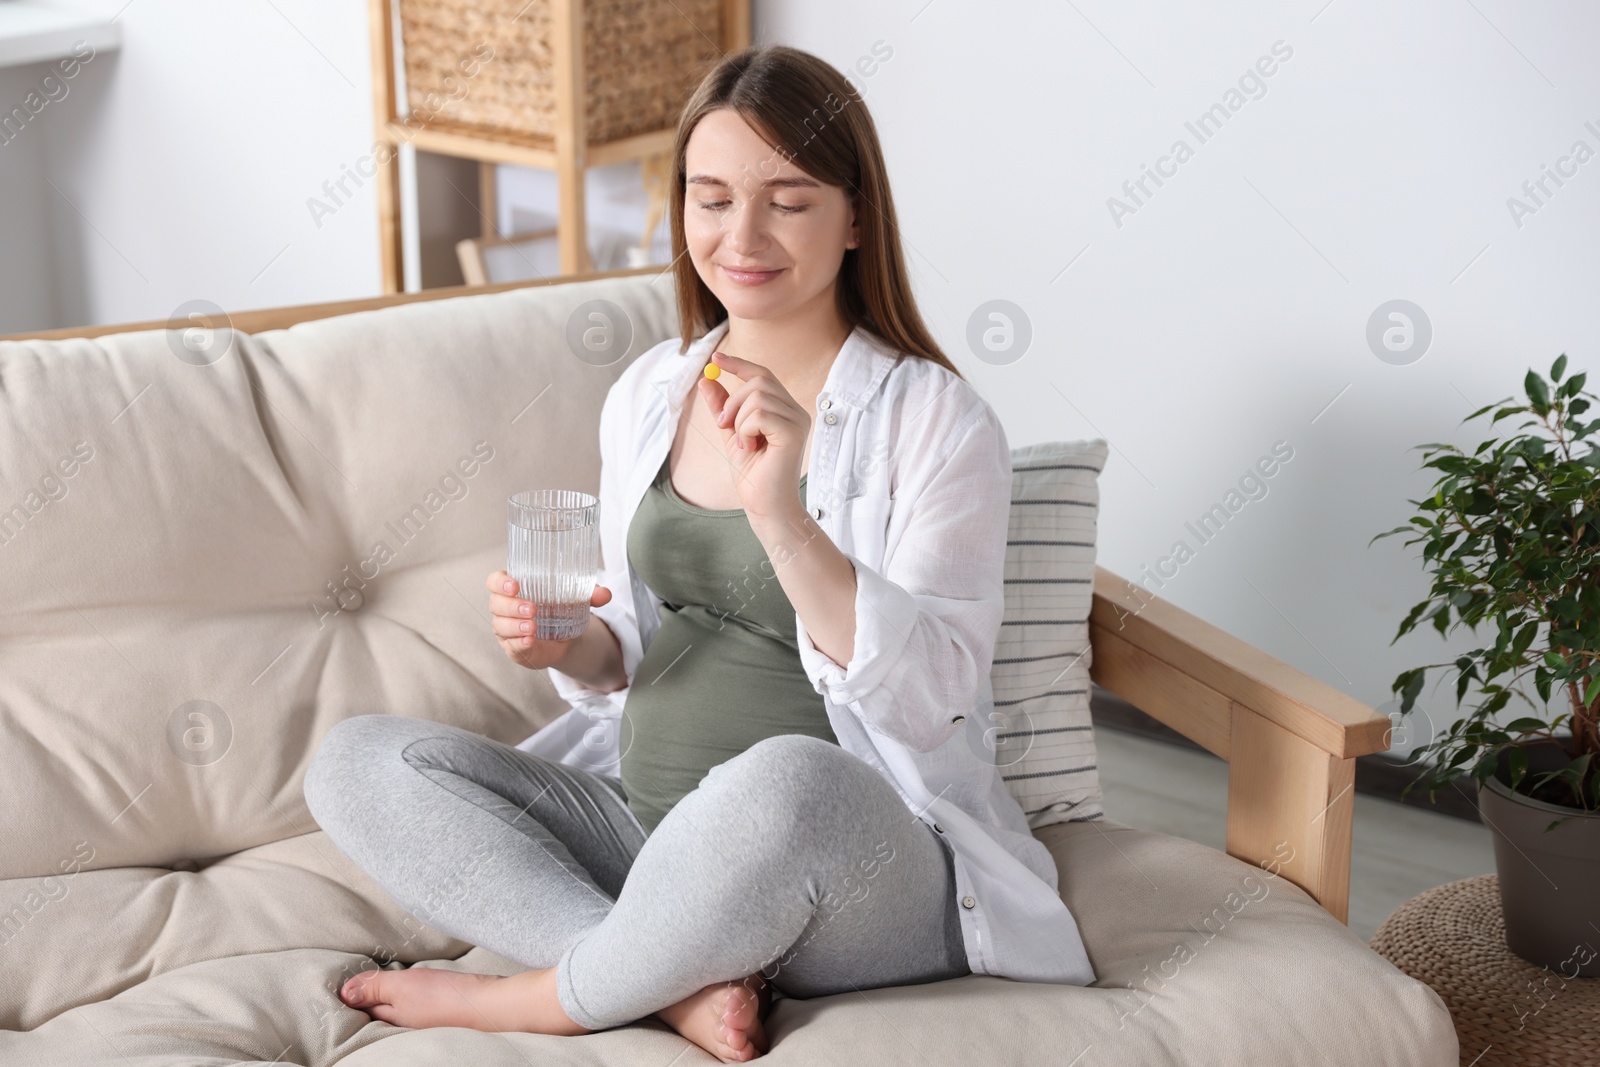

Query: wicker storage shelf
left=398, top=0, right=725, bottom=146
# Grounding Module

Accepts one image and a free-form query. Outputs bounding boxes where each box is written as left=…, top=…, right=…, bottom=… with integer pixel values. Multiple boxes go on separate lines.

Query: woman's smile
left=719, top=263, right=787, bottom=286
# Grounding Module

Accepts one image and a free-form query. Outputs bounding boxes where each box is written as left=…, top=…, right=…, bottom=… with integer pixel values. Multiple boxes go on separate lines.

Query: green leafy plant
left=1374, top=354, right=1598, bottom=815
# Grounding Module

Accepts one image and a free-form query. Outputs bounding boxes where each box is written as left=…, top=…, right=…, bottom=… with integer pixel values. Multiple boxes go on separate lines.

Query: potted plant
left=1375, top=354, right=1599, bottom=977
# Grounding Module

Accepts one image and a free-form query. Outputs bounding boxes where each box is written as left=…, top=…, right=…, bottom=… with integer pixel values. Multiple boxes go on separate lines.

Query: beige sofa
left=0, top=270, right=1458, bottom=1065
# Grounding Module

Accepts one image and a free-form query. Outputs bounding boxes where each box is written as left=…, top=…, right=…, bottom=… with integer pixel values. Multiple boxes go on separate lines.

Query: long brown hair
left=668, top=45, right=963, bottom=380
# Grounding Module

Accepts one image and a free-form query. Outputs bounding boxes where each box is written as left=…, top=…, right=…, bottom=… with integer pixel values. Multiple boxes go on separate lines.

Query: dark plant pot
left=1476, top=739, right=1600, bottom=976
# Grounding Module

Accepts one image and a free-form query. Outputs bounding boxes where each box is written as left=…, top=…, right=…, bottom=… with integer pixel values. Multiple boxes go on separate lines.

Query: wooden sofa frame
left=2, top=267, right=1391, bottom=924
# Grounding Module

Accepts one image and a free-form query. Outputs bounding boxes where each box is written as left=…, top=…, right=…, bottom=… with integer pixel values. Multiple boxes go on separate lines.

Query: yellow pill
left=703, top=362, right=721, bottom=380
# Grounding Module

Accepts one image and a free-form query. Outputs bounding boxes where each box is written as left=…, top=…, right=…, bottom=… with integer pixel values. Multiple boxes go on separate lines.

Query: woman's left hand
left=697, top=349, right=809, bottom=525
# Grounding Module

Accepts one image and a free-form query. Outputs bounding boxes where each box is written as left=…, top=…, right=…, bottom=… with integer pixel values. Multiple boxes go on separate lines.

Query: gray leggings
left=303, top=714, right=969, bottom=1030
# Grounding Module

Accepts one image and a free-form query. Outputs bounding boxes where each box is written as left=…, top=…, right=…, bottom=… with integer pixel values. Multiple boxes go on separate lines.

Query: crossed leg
left=554, top=730, right=969, bottom=1028
left=304, top=713, right=645, bottom=971
left=303, top=716, right=967, bottom=1058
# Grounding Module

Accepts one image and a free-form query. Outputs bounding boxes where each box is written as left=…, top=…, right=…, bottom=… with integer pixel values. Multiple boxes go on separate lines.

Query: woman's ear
left=846, top=195, right=861, bottom=250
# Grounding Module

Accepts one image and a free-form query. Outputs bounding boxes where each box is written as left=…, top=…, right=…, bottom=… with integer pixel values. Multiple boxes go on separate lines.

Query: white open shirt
left=516, top=318, right=1096, bottom=986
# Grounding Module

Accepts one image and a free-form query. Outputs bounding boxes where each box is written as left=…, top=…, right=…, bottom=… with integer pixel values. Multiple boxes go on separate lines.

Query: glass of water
left=507, top=489, right=600, bottom=641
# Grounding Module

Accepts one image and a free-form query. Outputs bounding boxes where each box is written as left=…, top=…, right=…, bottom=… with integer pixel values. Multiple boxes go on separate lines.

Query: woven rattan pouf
left=1370, top=875, right=1600, bottom=1067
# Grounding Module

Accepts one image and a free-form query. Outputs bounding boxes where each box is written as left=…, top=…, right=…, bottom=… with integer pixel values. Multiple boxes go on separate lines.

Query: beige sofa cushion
left=0, top=274, right=1456, bottom=1064
left=0, top=275, right=677, bottom=881
left=0, top=820, right=1456, bottom=1065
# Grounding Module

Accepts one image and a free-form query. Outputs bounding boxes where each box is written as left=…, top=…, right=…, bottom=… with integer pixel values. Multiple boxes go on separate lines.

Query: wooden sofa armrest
left=1088, top=566, right=1391, bottom=924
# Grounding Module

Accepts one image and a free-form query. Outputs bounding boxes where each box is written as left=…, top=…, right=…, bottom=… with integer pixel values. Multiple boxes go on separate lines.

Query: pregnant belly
left=618, top=609, right=837, bottom=832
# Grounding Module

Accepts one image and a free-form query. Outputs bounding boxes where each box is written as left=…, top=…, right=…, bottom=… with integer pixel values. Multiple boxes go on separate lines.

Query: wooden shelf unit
left=366, top=0, right=749, bottom=291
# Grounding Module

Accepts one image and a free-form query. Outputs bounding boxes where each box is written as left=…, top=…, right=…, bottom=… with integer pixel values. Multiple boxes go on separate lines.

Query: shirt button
left=819, top=398, right=833, bottom=410
left=933, top=822, right=944, bottom=833
left=810, top=506, right=824, bottom=520
left=823, top=413, right=838, bottom=425
left=961, top=896, right=976, bottom=909
left=951, top=715, right=965, bottom=724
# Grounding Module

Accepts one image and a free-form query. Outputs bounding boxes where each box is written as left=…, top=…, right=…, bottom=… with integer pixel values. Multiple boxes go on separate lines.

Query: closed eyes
left=696, top=200, right=809, bottom=214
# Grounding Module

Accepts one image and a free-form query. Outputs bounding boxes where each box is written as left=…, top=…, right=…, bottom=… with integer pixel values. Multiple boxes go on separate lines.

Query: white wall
left=9, top=0, right=1597, bottom=752
left=759, top=0, right=1600, bottom=753
left=0, top=1, right=668, bottom=328
left=0, top=59, right=60, bottom=332
left=2, top=0, right=380, bottom=329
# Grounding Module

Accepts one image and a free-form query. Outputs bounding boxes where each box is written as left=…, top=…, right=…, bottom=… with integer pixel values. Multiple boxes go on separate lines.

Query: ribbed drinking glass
left=507, top=489, right=600, bottom=641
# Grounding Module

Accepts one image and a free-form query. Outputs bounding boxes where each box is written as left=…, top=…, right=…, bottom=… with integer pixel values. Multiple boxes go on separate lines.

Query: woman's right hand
left=486, top=570, right=614, bottom=670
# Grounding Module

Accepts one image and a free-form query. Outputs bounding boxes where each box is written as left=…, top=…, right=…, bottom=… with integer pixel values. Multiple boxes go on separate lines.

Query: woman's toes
left=721, top=985, right=767, bottom=1056
left=655, top=976, right=772, bottom=1061
left=340, top=969, right=383, bottom=1008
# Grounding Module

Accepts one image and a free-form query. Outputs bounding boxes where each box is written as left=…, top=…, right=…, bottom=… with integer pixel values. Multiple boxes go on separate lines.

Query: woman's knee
left=701, top=734, right=862, bottom=826
left=303, top=713, right=426, bottom=821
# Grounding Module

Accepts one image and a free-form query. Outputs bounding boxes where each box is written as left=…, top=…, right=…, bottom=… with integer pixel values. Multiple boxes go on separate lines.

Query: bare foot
left=338, top=965, right=592, bottom=1035
left=655, top=972, right=773, bottom=1062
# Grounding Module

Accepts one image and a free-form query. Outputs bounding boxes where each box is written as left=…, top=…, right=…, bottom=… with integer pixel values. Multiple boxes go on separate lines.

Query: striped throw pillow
left=991, top=439, right=1108, bottom=830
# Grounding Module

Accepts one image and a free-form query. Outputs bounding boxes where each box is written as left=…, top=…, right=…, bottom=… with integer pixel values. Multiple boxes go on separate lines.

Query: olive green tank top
left=619, top=454, right=838, bottom=835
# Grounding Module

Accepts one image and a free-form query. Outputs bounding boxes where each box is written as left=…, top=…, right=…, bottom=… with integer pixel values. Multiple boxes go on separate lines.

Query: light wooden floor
left=1095, top=728, right=1497, bottom=941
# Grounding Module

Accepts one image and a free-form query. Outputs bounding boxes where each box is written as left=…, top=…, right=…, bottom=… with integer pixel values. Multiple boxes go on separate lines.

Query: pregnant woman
left=304, top=43, right=1092, bottom=1063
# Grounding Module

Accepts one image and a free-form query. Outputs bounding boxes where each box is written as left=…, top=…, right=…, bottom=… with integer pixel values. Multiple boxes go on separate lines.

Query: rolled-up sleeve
left=794, top=402, right=1011, bottom=753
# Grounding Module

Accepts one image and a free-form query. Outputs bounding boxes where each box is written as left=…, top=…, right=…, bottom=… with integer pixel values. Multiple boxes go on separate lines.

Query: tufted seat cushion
left=0, top=820, right=1455, bottom=1065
